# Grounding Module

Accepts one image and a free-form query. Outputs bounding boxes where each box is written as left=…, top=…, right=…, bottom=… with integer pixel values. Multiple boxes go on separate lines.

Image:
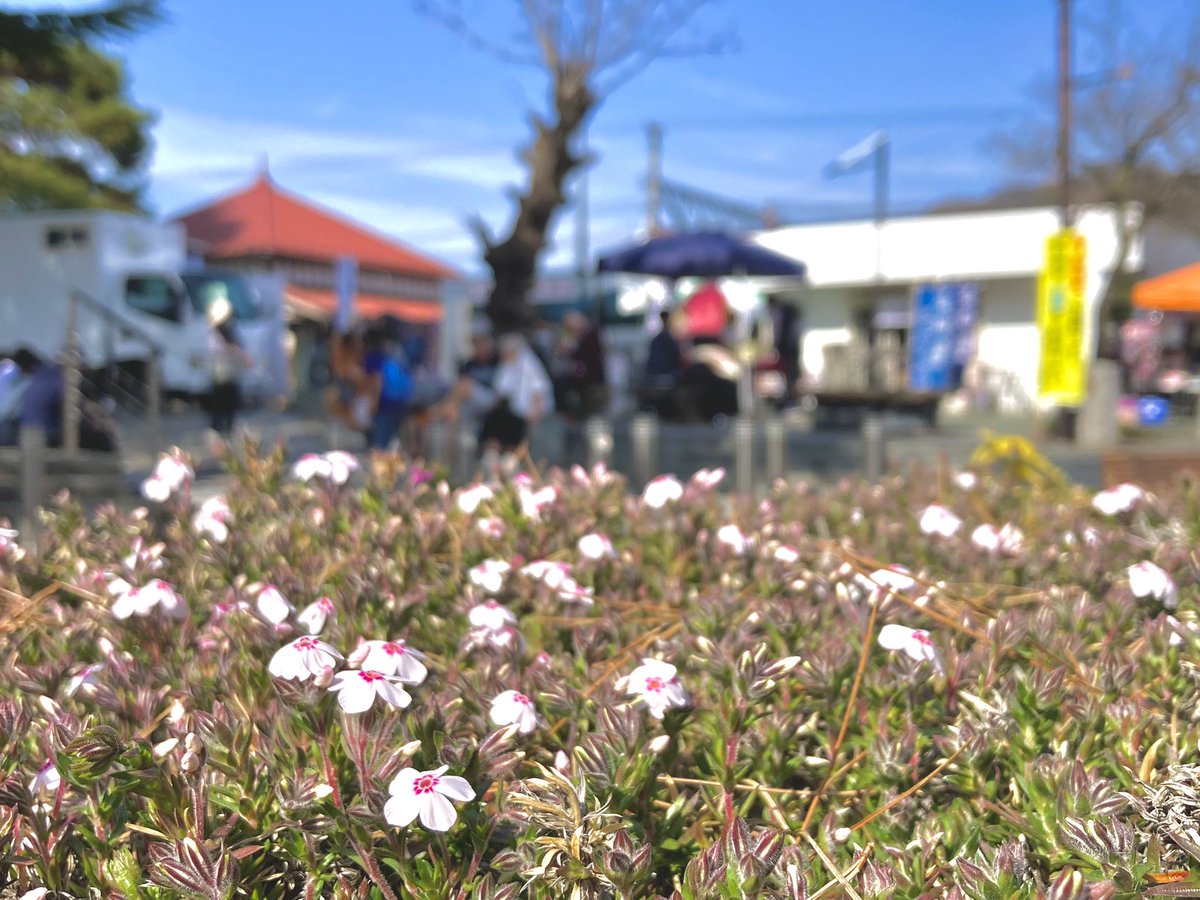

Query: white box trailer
left=0, top=210, right=287, bottom=403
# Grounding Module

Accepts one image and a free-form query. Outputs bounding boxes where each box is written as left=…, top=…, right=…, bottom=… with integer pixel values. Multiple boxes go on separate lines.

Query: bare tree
left=417, top=0, right=727, bottom=332
left=997, top=9, right=1200, bottom=350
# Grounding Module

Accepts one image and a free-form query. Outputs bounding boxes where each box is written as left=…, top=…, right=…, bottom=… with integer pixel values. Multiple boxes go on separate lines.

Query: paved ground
left=109, top=404, right=1200, bottom=505
left=0, top=400, right=1184, bottom=523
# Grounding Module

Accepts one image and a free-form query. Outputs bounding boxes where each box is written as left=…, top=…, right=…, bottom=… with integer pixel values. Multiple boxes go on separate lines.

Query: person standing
left=560, top=311, right=608, bottom=420
left=362, top=329, right=413, bottom=452
left=206, top=296, right=250, bottom=445
left=480, top=333, right=553, bottom=463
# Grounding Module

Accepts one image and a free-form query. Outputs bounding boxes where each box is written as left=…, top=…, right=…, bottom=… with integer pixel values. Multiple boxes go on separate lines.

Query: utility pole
left=1057, top=0, right=1072, bottom=229
left=646, top=122, right=663, bottom=236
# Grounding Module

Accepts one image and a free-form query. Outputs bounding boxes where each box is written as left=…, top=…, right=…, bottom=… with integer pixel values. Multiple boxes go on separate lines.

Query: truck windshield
left=182, top=274, right=261, bottom=321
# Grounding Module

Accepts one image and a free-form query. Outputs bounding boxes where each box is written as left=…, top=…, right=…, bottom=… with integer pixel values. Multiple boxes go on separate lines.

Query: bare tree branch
left=415, top=0, right=730, bottom=331
left=413, top=0, right=542, bottom=68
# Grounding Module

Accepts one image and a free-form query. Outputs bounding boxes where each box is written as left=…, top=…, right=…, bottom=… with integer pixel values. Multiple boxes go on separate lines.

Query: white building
left=752, top=205, right=1200, bottom=412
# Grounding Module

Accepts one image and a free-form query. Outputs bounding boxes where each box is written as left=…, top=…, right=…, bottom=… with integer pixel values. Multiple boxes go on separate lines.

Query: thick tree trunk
left=484, top=66, right=594, bottom=334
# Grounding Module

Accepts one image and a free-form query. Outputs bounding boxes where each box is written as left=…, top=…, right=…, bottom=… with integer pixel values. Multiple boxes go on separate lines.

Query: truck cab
left=119, top=268, right=283, bottom=402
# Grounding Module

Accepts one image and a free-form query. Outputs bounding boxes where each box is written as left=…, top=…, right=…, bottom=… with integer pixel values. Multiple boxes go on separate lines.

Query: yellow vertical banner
left=1037, top=229, right=1087, bottom=405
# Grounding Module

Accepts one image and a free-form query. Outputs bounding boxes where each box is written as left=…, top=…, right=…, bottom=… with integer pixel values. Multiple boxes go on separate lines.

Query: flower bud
left=166, top=698, right=187, bottom=724
left=647, top=735, right=671, bottom=755
left=152, top=738, right=179, bottom=759
left=313, top=665, right=335, bottom=689
left=833, top=826, right=852, bottom=843
left=180, top=750, right=202, bottom=774
left=184, top=732, right=203, bottom=755
left=346, top=643, right=371, bottom=668
left=60, top=725, right=124, bottom=785
left=763, top=656, right=802, bottom=678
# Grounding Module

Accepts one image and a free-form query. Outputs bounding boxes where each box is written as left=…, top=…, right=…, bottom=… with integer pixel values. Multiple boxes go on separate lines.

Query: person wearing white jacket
left=479, top=333, right=554, bottom=460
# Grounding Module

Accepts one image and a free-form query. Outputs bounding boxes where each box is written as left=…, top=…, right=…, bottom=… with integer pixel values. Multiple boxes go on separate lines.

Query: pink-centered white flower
left=1092, top=482, right=1145, bottom=516
left=122, top=537, right=164, bottom=575
left=489, top=689, right=540, bottom=733
left=521, top=559, right=572, bottom=589
left=384, top=765, right=475, bottom=831
left=617, top=658, right=689, bottom=719
left=292, top=453, right=331, bottom=482
left=692, top=467, right=726, bottom=490
left=518, top=484, right=558, bottom=519
left=469, top=559, right=511, bottom=595
left=476, top=516, right=505, bottom=539
left=328, top=669, right=412, bottom=714
left=773, top=544, right=799, bottom=564
left=468, top=599, right=517, bottom=631
left=953, top=471, right=978, bottom=490
left=357, top=639, right=428, bottom=684
left=859, top=566, right=916, bottom=596
left=556, top=576, right=595, bottom=605
left=642, top=475, right=684, bottom=509
left=1129, top=561, right=1178, bottom=609
left=111, top=579, right=185, bottom=620
left=457, top=483, right=494, bottom=514
left=193, top=495, right=231, bottom=543
left=140, top=452, right=193, bottom=502
left=269, top=636, right=344, bottom=682
left=578, top=532, right=616, bottom=561
left=297, top=597, right=336, bottom=635
left=716, top=524, right=750, bottom=555
left=971, top=523, right=1023, bottom=556
left=878, top=624, right=943, bottom=674
left=256, top=584, right=294, bottom=625
left=29, top=761, right=60, bottom=797
left=65, top=663, right=104, bottom=698
left=323, top=451, right=359, bottom=485
left=0, top=526, right=19, bottom=557
left=918, top=504, right=962, bottom=538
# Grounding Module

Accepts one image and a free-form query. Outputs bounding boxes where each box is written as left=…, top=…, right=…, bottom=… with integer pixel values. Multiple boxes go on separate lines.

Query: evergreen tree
left=0, top=1, right=159, bottom=211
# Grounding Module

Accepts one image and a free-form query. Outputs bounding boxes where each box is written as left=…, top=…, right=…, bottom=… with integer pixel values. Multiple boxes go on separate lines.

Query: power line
left=605, top=104, right=1031, bottom=132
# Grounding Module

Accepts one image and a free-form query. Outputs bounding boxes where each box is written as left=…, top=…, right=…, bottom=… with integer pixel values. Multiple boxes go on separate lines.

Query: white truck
left=0, top=210, right=287, bottom=404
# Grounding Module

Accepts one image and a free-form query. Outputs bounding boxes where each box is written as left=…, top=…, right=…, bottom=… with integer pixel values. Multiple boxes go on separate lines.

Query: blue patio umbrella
left=595, top=231, right=805, bottom=279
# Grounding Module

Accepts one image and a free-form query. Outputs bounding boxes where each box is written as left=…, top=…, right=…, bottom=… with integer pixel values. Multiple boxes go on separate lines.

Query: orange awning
left=285, top=285, right=443, bottom=324
left=1133, top=262, right=1200, bottom=312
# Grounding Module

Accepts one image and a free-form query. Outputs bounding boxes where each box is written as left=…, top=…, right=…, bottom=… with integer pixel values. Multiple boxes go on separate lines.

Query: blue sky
left=13, top=0, right=1196, bottom=272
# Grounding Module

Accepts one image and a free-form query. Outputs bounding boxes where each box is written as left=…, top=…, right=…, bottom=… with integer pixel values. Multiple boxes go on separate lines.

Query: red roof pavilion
left=174, top=174, right=457, bottom=324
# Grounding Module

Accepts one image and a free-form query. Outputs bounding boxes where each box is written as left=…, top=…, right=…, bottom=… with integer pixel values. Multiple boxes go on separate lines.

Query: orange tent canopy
left=1133, top=262, right=1200, bottom=312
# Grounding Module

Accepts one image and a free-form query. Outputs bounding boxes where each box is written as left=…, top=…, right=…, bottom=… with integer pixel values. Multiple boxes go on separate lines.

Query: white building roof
left=753, top=205, right=1144, bottom=288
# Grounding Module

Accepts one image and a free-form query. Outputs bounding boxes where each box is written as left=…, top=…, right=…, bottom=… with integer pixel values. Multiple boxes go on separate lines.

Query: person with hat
left=205, top=295, right=251, bottom=443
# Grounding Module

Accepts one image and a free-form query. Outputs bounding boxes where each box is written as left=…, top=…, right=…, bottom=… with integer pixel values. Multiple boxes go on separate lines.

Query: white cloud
left=403, top=153, right=523, bottom=191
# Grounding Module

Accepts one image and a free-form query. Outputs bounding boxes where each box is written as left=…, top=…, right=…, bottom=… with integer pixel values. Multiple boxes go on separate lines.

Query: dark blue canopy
left=595, top=231, right=805, bottom=279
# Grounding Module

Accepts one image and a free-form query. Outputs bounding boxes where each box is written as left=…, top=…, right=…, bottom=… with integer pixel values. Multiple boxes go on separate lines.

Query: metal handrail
left=69, top=288, right=163, bottom=355
left=62, top=288, right=163, bottom=454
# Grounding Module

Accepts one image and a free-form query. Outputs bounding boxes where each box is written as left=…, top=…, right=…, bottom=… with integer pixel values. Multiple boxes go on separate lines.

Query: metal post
left=765, top=415, right=785, bottom=484
left=862, top=414, right=885, bottom=482
left=585, top=416, right=612, bottom=469
left=457, top=424, right=478, bottom=483
left=20, top=425, right=46, bottom=541
left=734, top=416, right=755, bottom=496
left=63, top=292, right=82, bottom=454
left=428, top=418, right=449, bottom=468
left=1057, top=0, right=1073, bottom=229
left=646, top=123, right=663, bottom=236
left=631, top=413, right=658, bottom=487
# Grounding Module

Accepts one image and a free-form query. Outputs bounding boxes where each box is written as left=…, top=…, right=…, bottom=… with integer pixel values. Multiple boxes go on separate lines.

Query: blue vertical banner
left=908, top=283, right=957, bottom=391
left=334, top=255, right=357, bottom=334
